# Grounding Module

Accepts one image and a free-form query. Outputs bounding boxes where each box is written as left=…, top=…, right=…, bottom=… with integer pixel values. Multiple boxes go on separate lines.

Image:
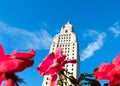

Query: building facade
left=42, top=21, right=80, bottom=86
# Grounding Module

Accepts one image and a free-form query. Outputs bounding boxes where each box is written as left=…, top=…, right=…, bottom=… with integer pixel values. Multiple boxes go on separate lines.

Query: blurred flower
left=0, top=44, right=36, bottom=86
left=94, top=54, right=120, bottom=86
left=37, top=47, right=76, bottom=86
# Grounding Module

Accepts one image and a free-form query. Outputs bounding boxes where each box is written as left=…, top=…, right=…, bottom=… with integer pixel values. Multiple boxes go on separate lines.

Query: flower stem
left=6, top=79, right=14, bottom=86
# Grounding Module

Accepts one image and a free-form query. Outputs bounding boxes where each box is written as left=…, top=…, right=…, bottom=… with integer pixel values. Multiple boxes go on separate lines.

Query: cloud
left=109, top=22, right=120, bottom=37
left=0, top=21, right=53, bottom=50
left=80, top=30, right=106, bottom=61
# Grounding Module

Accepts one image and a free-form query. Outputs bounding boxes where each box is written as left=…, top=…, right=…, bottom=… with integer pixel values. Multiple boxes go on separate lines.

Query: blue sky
left=0, top=0, right=120, bottom=86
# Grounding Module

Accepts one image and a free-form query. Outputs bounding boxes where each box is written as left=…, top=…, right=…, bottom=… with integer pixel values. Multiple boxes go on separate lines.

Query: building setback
left=42, top=21, right=80, bottom=86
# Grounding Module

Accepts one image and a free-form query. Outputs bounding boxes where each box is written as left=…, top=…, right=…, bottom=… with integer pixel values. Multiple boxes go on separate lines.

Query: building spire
left=60, top=20, right=73, bottom=33
left=67, top=19, right=71, bottom=24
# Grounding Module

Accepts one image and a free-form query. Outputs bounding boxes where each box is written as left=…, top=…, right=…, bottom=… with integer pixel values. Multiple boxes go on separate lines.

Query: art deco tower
left=42, top=21, right=80, bottom=86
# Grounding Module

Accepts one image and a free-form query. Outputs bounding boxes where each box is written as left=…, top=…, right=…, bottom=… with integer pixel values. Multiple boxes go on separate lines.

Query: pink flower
left=94, top=54, right=120, bottom=86
left=37, top=47, right=76, bottom=86
left=0, top=44, right=36, bottom=86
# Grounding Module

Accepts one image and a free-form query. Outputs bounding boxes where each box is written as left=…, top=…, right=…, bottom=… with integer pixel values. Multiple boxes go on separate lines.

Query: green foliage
left=79, top=73, right=100, bottom=86
left=58, top=69, right=101, bottom=86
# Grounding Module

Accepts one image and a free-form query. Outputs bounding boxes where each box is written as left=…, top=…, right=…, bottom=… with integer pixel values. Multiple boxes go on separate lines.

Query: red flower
left=37, top=47, right=76, bottom=86
left=0, top=44, right=36, bottom=86
left=94, top=54, right=120, bottom=86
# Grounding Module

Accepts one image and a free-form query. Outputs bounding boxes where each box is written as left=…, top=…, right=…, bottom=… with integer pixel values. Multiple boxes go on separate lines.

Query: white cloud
left=80, top=30, right=106, bottom=61
left=0, top=21, right=53, bottom=50
left=109, top=22, right=120, bottom=37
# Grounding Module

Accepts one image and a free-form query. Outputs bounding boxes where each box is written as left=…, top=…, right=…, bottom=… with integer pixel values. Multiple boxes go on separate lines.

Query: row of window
left=59, top=34, right=71, bottom=37
left=66, top=56, right=75, bottom=60
left=58, top=39, right=71, bottom=42
left=59, top=36, right=71, bottom=39
left=52, top=46, right=75, bottom=51
left=66, top=64, right=74, bottom=67
left=51, top=51, right=75, bottom=57
left=56, top=43, right=75, bottom=47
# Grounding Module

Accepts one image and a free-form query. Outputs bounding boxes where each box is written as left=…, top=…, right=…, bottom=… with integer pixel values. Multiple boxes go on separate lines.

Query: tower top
left=66, top=20, right=72, bottom=26
left=60, top=21, right=73, bottom=34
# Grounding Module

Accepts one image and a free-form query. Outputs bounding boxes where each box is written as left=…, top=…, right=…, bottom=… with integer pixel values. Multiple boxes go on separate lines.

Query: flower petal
left=50, top=74, right=58, bottom=86
left=108, top=78, right=120, bottom=86
left=0, top=45, right=5, bottom=57
left=0, top=45, right=6, bottom=62
left=112, top=54, right=120, bottom=66
left=0, top=60, right=20, bottom=73
left=55, top=47, right=66, bottom=62
left=11, top=49, right=36, bottom=59
left=37, top=53, right=55, bottom=75
left=0, top=59, right=34, bottom=73
left=14, top=59, right=34, bottom=72
left=62, top=59, right=76, bottom=66
left=45, top=63, right=60, bottom=74
left=55, top=47, right=62, bottom=58
left=94, top=63, right=115, bottom=80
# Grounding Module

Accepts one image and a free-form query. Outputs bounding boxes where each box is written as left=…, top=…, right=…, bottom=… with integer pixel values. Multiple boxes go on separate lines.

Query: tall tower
left=42, top=21, right=80, bottom=86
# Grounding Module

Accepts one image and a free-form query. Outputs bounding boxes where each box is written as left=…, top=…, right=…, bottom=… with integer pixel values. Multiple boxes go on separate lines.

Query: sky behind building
left=0, top=0, right=120, bottom=86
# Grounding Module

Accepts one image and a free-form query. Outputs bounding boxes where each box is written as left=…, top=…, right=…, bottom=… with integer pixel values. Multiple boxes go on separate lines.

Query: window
left=46, top=82, right=48, bottom=85
left=72, top=64, right=74, bottom=67
left=71, top=68, right=73, bottom=71
left=46, top=77, right=49, bottom=80
left=53, top=45, right=55, bottom=47
left=64, top=82, right=67, bottom=85
left=65, top=30, right=68, bottom=33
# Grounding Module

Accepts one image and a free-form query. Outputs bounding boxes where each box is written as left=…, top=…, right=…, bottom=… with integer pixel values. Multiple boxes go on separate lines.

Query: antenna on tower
left=67, top=19, right=71, bottom=24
